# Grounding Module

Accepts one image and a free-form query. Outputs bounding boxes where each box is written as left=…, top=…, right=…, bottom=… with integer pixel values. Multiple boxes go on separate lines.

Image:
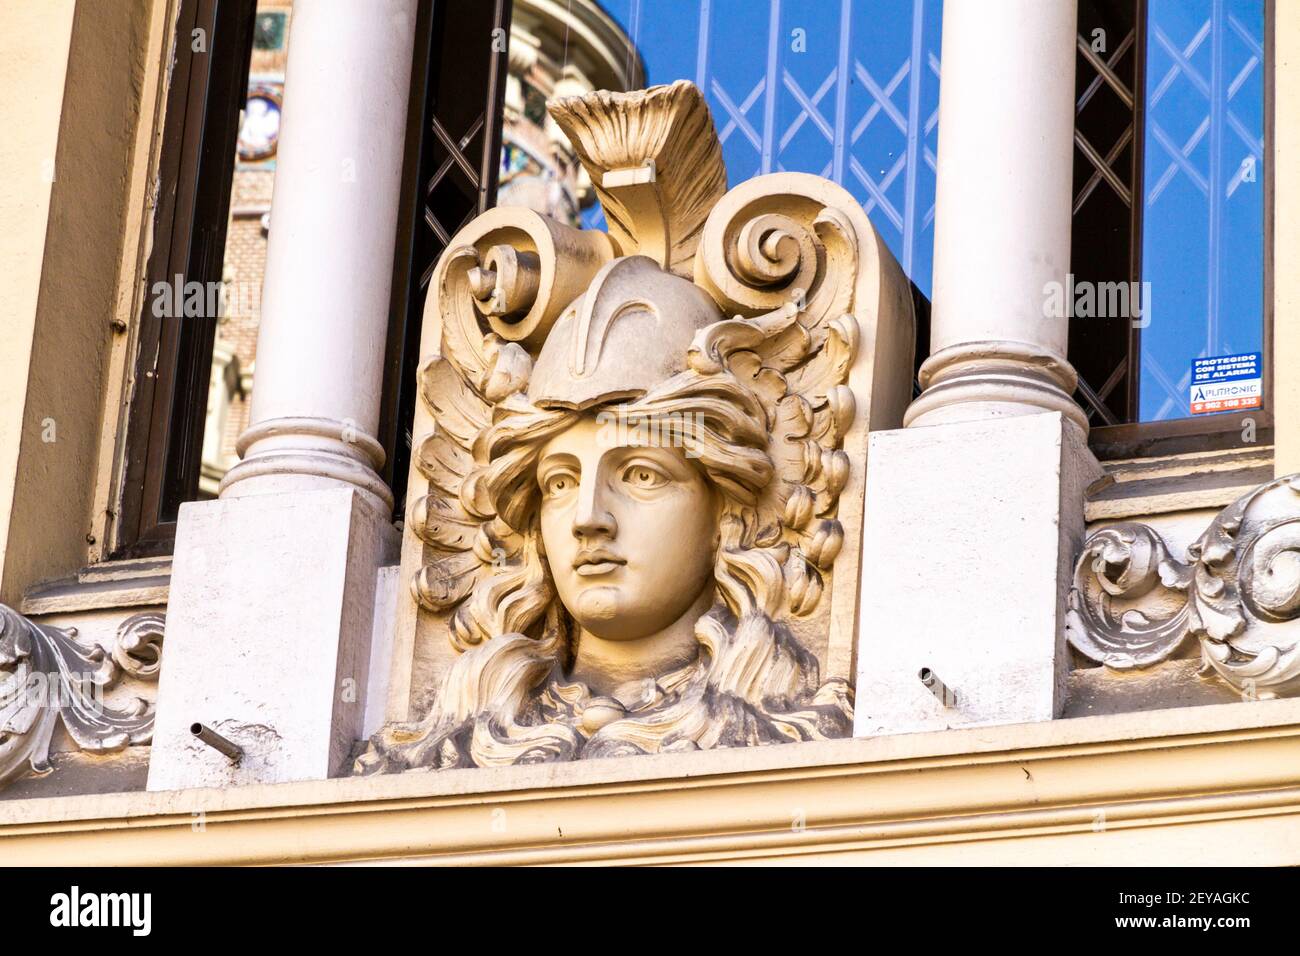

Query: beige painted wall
left=1274, top=0, right=1299, bottom=477
left=0, top=1, right=162, bottom=602
left=0, top=1, right=76, bottom=603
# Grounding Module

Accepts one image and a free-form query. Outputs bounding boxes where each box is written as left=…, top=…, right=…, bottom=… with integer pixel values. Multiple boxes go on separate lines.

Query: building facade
left=1, top=0, right=1298, bottom=865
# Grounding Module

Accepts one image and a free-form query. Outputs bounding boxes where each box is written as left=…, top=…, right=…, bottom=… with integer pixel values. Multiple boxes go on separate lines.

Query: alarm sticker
left=1189, top=352, right=1262, bottom=415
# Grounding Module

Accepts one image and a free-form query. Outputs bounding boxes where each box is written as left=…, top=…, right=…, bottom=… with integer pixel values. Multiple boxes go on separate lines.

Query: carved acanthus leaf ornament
left=0, top=606, right=160, bottom=789
left=359, top=80, right=914, bottom=772
left=1067, top=474, right=1300, bottom=698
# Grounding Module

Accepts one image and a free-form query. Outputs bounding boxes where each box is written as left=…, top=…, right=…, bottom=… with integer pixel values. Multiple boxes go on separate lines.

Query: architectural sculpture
left=362, top=79, right=914, bottom=770
left=1069, top=473, right=1300, bottom=699
left=0, top=607, right=161, bottom=788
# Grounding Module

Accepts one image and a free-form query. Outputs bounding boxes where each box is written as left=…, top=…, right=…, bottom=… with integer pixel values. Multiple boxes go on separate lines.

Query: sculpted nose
left=573, top=477, right=616, bottom=540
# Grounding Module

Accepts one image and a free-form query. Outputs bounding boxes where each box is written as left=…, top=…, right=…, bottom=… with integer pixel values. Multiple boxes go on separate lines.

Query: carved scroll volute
left=1, top=605, right=156, bottom=790
left=436, top=206, right=615, bottom=365
left=692, top=171, right=917, bottom=681
left=1068, top=475, right=1300, bottom=699
left=1064, top=524, right=1194, bottom=669
left=1195, top=476, right=1300, bottom=695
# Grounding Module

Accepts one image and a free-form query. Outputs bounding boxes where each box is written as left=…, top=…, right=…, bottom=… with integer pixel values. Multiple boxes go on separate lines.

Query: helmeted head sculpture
left=357, top=80, right=911, bottom=771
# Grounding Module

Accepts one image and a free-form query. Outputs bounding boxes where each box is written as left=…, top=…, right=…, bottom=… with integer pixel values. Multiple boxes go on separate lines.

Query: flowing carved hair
left=356, top=369, right=852, bottom=772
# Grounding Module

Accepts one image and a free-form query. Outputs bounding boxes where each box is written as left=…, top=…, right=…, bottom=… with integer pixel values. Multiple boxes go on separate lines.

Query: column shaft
left=855, top=0, right=1102, bottom=737
left=149, top=0, right=413, bottom=790
left=219, top=0, right=419, bottom=511
left=906, top=0, right=1085, bottom=432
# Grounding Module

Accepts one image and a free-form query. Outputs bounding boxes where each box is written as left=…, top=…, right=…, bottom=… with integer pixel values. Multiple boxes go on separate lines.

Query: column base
left=904, top=341, right=1089, bottom=434
left=219, top=416, right=393, bottom=514
left=146, top=487, right=399, bottom=790
left=853, top=411, right=1103, bottom=736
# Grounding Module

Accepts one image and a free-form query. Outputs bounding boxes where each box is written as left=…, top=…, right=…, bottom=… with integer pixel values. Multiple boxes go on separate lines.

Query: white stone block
left=854, top=411, right=1103, bottom=736
left=363, top=564, right=399, bottom=739
left=147, top=487, right=398, bottom=791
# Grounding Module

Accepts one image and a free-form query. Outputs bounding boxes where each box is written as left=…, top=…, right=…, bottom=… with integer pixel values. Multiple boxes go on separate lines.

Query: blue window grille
left=578, top=0, right=1268, bottom=430
left=591, top=0, right=944, bottom=296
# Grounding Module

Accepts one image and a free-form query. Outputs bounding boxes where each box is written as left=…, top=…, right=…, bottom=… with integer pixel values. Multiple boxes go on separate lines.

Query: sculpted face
left=536, top=415, right=718, bottom=642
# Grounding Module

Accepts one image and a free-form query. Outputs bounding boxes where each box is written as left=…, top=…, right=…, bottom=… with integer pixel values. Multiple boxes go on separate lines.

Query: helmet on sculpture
left=527, top=255, right=722, bottom=410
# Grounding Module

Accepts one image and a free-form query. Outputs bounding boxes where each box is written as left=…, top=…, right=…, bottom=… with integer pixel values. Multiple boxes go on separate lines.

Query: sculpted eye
left=542, top=471, right=577, bottom=498
left=622, top=462, right=669, bottom=490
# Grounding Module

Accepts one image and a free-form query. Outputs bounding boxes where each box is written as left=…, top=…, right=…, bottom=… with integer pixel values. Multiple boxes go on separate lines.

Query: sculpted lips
left=573, top=549, right=626, bottom=577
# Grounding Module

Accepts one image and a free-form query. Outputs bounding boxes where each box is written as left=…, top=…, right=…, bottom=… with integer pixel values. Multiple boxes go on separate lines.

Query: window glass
left=1139, top=0, right=1265, bottom=422
left=590, top=0, right=944, bottom=295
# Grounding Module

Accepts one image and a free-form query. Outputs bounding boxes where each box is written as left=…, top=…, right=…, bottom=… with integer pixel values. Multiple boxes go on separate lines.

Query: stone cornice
left=6, top=698, right=1300, bottom=865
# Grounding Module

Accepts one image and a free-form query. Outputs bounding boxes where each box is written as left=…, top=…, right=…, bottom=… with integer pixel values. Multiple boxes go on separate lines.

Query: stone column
left=906, top=0, right=1086, bottom=432
left=148, top=0, right=414, bottom=790
left=855, top=0, right=1103, bottom=737
left=218, top=0, right=412, bottom=512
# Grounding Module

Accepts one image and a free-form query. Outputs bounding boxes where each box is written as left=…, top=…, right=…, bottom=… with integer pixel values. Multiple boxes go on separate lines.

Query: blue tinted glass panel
left=591, top=0, right=943, bottom=295
left=1139, top=0, right=1265, bottom=421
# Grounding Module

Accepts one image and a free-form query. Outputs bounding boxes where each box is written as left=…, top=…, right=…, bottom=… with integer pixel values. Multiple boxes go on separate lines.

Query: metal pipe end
left=918, top=667, right=958, bottom=709
left=190, top=722, right=244, bottom=764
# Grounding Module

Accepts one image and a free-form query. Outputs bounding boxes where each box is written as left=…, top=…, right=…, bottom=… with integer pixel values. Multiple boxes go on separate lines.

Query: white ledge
left=5, top=698, right=1300, bottom=864
left=1087, top=446, right=1275, bottom=521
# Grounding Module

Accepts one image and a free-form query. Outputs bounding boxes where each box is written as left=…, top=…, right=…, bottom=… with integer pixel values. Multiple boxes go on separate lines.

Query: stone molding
left=1068, top=473, right=1300, bottom=697
left=4, top=698, right=1300, bottom=864
left=905, top=339, right=1088, bottom=433
left=220, top=415, right=395, bottom=513
left=1085, top=446, right=1274, bottom=523
left=0, top=605, right=159, bottom=790
left=19, top=558, right=171, bottom=616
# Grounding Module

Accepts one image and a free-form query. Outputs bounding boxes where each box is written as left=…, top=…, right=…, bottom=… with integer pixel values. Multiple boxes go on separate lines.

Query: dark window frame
left=379, top=0, right=512, bottom=517
left=1070, top=0, right=1146, bottom=429
left=115, top=0, right=257, bottom=558
left=1075, top=0, right=1275, bottom=460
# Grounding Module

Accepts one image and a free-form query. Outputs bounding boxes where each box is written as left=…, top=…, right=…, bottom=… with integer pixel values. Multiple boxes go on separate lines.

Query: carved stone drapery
left=1067, top=474, right=1300, bottom=699
left=366, top=80, right=915, bottom=772
left=0, top=606, right=160, bottom=789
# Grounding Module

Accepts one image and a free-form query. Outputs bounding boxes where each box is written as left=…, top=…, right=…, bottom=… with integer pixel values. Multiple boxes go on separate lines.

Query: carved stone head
left=527, top=257, right=724, bottom=670
left=358, top=81, right=915, bottom=772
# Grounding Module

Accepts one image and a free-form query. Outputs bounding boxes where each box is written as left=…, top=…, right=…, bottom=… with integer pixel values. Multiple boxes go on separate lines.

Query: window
left=568, top=0, right=1272, bottom=457
left=115, top=0, right=512, bottom=555
left=118, top=0, right=1273, bottom=559
left=1071, top=0, right=1271, bottom=456
left=116, top=0, right=256, bottom=557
